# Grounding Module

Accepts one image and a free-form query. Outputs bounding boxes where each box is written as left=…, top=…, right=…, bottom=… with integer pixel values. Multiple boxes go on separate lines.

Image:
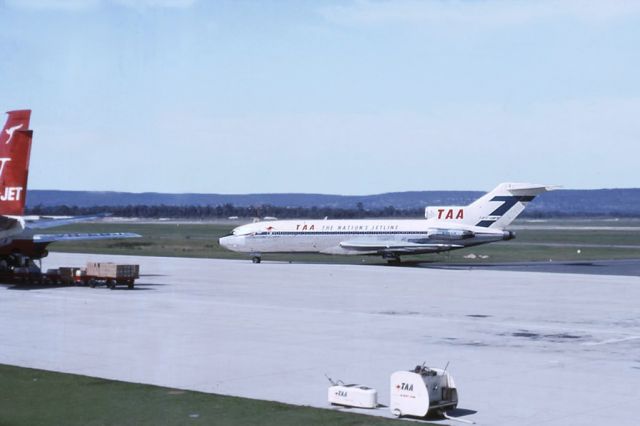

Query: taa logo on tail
left=437, top=209, right=464, bottom=220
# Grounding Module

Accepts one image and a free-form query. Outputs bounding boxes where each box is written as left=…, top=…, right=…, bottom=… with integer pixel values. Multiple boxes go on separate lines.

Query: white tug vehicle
left=390, top=364, right=458, bottom=418
left=327, top=363, right=470, bottom=422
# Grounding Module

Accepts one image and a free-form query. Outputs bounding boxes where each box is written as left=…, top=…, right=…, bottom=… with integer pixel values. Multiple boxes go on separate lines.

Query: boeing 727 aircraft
left=219, top=183, right=554, bottom=263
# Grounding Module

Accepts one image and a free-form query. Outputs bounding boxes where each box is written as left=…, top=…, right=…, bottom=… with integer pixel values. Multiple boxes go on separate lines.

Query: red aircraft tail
left=0, top=110, right=31, bottom=146
left=0, top=129, right=32, bottom=216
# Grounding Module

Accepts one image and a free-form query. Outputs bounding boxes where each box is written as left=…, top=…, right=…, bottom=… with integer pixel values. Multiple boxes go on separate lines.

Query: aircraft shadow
left=378, top=260, right=437, bottom=267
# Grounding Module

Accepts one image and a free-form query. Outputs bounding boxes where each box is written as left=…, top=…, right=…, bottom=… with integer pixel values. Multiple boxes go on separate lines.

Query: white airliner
left=219, top=183, right=555, bottom=263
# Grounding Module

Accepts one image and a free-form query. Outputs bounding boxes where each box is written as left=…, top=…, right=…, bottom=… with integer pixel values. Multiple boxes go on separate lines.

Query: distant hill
left=25, top=188, right=640, bottom=217
left=25, top=190, right=482, bottom=210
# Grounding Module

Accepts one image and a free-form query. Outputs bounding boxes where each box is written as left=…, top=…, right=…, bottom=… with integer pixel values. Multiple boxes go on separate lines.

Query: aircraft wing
left=339, top=240, right=463, bottom=253
left=25, top=214, right=111, bottom=230
left=32, top=232, right=141, bottom=243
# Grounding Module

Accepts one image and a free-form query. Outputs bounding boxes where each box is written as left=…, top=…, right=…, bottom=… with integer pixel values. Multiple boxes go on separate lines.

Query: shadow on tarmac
left=276, top=258, right=640, bottom=276
left=401, top=407, right=478, bottom=422
left=415, top=258, right=640, bottom=277
left=1, top=281, right=165, bottom=291
left=1, top=283, right=69, bottom=291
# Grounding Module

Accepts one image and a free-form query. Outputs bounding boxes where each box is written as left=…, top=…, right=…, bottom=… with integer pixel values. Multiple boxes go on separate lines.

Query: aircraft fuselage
left=219, top=219, right=512, bottom=256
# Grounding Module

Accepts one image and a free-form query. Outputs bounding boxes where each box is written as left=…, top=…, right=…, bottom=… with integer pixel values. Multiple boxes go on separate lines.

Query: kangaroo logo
left=5, top=124, right=23, bottom=144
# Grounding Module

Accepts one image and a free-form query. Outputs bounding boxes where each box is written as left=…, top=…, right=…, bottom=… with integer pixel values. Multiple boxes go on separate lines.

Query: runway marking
left=582, top=336, right=640, bottom=346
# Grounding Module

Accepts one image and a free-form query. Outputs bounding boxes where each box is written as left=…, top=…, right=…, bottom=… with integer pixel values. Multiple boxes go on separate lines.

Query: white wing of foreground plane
left=32, top=232, right=141, bottom=243
left=23, top=214, right=112, bottom=230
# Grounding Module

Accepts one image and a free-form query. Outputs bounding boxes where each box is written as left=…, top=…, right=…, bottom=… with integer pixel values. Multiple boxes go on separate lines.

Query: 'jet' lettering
left=0, top=187, right=23, bottom=201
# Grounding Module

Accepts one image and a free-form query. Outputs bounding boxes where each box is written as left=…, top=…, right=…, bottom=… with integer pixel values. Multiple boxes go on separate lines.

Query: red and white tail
left=0, top=110, right=33, bottom=216
left=0, top=110, right=31, bottom=146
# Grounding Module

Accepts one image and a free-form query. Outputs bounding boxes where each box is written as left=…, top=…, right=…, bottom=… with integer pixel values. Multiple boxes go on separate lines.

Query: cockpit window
left=232, top=227, right=253, bottom=236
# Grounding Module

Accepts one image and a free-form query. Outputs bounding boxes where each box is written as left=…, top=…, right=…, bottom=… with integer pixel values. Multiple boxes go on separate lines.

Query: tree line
left=25, top=204, right=423, bottom=219
left=25, top=204, right=640, bottom=219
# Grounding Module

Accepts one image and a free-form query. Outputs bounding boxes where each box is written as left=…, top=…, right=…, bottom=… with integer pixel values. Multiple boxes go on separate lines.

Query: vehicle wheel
left=252, top=256, right=261, bottom=264
left=89, top=280, right=96, bottom=288
left=392, top=408, right=402, bottom=417
left=128, top=280, right=134, bottom=289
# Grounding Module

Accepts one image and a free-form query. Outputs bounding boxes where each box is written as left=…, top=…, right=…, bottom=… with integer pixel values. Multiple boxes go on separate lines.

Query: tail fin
left=0, top=110, right=31, bottom=146
left=426, top=183, right=555, bottom=229
left=0, top=130, right=32, bottom=216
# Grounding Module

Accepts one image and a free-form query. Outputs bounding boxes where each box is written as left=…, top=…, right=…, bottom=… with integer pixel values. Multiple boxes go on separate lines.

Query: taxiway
left=1, top=253, right=638, bottom=425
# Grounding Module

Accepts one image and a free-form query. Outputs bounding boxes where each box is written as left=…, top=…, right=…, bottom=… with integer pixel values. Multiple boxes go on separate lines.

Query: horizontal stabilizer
left=25, top=213, right=112, bottom=230
left=32, top=232, right=141, bottom=243
left=502, top=183, right=559, bottom=196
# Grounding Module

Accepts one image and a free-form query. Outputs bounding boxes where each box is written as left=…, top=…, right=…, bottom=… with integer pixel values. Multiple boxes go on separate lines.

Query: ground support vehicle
left=0, top=262, right=139, bottom=289
left=43, top=267, right=81, bottom=285
left=80, top=262, right=140, bottom=289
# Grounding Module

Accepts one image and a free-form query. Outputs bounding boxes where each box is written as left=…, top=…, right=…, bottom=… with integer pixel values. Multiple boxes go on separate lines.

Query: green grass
left=0, top=364, right=407, bottom=426
left=509, top=229, right=640, bottom=245
left=48, top=223, right=240, bottom=259
left=45, top=221, right=640, bottom=264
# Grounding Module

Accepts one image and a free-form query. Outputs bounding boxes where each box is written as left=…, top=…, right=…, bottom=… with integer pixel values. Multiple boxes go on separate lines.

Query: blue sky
left=1, top=0, right=638, bottom=194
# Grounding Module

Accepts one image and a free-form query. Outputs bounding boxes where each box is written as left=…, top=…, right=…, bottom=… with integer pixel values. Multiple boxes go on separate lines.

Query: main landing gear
left=3, top=253, right=39, bottom=271
left=383, top=253, right=401, bottom=265
left=251, top=255, right=262, bottom=264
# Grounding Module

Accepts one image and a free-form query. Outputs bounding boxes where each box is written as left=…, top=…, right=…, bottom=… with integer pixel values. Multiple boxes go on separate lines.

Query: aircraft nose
left=219, top=235, right=245, bottom=250
left=219, top=236, right=231, bottom=248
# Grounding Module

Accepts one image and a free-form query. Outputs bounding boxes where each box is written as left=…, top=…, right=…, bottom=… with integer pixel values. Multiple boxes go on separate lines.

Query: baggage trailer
left=81, top=262, right=140, bottom=289
left=0, top=263, right=140, bottom=288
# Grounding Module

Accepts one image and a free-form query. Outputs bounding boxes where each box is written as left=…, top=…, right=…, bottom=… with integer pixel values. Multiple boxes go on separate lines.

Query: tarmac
left=421, top=258, right=640, bottom=277
left=1, top=253, right=639, bottom=425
